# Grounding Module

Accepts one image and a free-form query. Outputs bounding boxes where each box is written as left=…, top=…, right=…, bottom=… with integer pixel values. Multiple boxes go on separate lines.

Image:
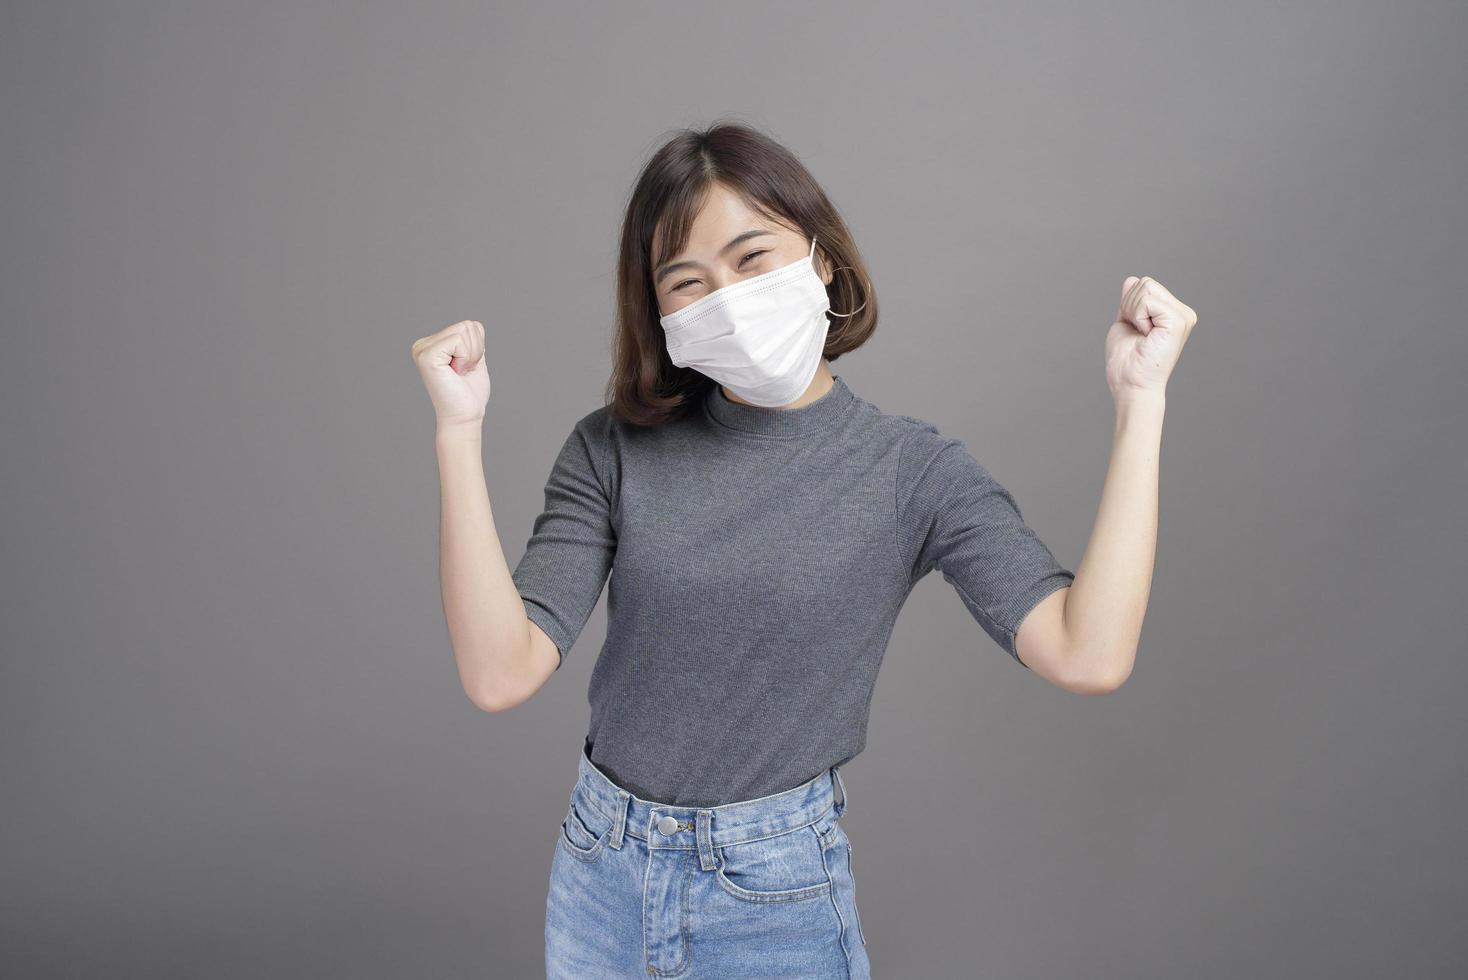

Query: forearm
left=1062, top=392, right=1165, bottom=688
left=435, top=421, right=532, bottom=709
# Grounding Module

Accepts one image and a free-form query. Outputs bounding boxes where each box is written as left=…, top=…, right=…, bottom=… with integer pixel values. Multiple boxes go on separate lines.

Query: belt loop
left=610, top=789, right=630, bottom=849
left=695, top=809, right=716, bottom=871
left=832, top=765, right=848, bottom=818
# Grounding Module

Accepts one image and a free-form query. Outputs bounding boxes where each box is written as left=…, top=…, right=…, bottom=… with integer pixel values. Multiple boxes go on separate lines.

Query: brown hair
left=605, top=120, right=878, bottom=427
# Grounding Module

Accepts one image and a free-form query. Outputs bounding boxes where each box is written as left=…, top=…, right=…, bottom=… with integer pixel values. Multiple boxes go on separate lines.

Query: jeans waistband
left=571, top=747, right=849, bottom=870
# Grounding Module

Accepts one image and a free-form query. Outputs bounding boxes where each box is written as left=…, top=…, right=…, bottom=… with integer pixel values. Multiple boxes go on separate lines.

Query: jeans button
left=657, top=815, right=679, bottom=836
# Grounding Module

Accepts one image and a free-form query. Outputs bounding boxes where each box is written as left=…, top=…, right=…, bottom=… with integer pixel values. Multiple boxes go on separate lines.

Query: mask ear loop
left=810, top=235, right=869, bottom=317
left=825, top=265, right=869, bottom=317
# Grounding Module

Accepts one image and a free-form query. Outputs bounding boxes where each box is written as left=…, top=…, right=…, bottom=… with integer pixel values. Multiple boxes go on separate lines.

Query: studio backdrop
left=2, top=1, right=1464, bottom=978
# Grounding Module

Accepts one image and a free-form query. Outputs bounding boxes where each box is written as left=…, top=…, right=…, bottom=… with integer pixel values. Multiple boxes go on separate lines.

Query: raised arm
left=1013, top=392, right=1161, bottom=693
left=898, top=275, right=1195, bottom=694
left=433, top=420, right=559, bottom=710
left=1021, top=275, right=1197, bottom=691
left=411, top=319, right=554, bottom=712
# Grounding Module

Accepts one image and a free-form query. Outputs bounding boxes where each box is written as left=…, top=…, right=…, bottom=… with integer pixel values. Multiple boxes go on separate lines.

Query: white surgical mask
left=660, top=235, right=833, bottom=408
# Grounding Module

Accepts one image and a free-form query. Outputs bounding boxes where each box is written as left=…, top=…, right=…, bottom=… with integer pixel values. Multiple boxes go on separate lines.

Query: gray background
left=3, top=1, right=1464, bottom=977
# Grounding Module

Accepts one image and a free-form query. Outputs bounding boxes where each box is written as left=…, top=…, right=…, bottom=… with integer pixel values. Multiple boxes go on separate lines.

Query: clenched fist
left=1105, top=276, right=1198, bottom=401
left=411, top=319, right=490, bottom=427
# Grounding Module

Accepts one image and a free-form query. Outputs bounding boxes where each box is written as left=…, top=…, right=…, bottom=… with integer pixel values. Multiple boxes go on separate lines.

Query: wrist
left=436, top=418, right=484, bottom=445
left=1113, top=389, right=1165, bottom=426
left=1114, top=386, right=1165, bottom=408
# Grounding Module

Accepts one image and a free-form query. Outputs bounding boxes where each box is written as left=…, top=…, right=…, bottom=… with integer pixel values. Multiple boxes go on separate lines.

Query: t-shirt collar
left=702, top=374, right=856, bottom=437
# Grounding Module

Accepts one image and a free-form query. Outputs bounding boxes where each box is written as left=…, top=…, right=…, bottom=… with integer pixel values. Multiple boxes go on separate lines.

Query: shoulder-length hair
left=605, top=120, right=878, bottom=427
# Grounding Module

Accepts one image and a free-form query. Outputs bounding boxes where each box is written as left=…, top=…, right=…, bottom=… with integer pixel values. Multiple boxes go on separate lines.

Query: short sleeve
left=896, top=426, right=1074, bottom=666
left=510, top=409, right=618, bottom=671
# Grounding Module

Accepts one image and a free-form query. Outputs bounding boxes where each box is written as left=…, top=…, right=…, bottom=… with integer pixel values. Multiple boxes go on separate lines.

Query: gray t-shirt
left=511, top=374, right=1075, bottom=807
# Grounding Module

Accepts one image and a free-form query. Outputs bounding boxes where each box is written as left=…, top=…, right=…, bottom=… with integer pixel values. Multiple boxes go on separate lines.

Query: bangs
left=649, top=179, right=792, bottom=273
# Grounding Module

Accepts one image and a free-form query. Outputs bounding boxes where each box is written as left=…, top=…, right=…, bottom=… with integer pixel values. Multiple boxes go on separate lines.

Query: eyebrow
left=654, top=229, right=776, bottom=285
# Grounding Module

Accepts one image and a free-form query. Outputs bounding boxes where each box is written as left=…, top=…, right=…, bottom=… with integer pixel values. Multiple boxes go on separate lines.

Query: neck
left=704, top=369, right=854, bottom=438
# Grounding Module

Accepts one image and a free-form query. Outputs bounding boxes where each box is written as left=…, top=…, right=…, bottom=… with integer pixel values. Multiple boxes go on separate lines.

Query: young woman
left=412, top=122, right=1194, bottom=978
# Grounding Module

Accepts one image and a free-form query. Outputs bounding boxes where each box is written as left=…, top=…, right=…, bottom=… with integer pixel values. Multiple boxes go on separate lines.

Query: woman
left=411, top=122, right=1194, bottom=978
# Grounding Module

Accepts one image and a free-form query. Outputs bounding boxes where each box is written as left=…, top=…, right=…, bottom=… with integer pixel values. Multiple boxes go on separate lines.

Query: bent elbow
left=1077, top=673, right=1128, bottom=696
left=463, top=631, right=552, bottom=713
left=468, top=683, right=528, bottom=713
left=466, top=683, right=506, bottom=713
left=1050, top=641, right=1134, bottom=695
left=1074, top=659, right=1133, bottom=696
left=465, top=666, right=540, bottom=712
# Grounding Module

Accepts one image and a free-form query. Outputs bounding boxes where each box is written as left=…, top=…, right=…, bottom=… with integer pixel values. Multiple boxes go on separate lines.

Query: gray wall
left=3, top=1, right=1464, bottom=977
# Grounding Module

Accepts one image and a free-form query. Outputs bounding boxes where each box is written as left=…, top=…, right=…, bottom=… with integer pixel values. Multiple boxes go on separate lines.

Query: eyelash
left=671, top=249, right=769, bottom=291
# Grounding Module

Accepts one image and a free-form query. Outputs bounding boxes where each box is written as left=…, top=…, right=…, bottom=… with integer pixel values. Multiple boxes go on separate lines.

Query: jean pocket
left=558, top=793, right=612, bottom=863
left=713, top=822, right=834, bottom=904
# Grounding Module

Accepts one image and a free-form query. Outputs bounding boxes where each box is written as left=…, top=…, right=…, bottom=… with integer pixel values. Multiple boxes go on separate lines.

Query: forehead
left=651, top=183, right=784, bottom=259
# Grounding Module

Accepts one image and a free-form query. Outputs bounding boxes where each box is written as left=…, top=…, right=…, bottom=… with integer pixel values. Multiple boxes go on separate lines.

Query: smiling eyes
left=669, top=249, right=770, bottom=292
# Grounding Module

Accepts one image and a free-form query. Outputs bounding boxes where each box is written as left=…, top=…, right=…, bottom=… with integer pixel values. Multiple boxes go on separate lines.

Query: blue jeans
left=545, top=747, right=871, bottom=978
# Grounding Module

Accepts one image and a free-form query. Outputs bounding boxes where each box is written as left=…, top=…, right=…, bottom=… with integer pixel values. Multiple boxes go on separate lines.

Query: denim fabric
left=546, top=748, right=871, bottom=978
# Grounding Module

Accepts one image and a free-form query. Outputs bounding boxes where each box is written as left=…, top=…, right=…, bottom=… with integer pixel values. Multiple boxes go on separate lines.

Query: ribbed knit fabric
left=511, top=374, right=1075, bottom=806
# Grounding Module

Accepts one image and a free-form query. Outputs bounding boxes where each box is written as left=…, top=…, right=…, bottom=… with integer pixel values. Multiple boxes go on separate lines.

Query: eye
left=669, top=250, right=771, bottom=293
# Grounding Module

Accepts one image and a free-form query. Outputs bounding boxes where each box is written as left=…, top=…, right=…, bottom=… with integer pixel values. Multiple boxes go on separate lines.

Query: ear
left=815, top=247, right=833, bottom=286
